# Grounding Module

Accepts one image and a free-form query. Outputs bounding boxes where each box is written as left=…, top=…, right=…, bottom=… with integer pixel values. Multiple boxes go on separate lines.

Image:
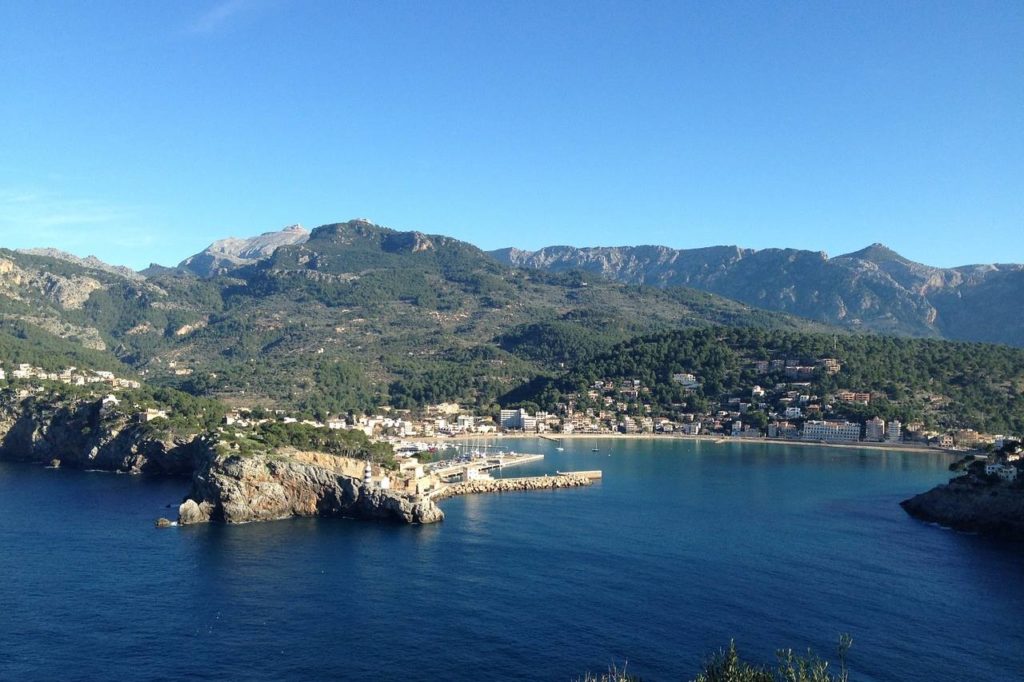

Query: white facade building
left=803, top=420, right=861, bottom=443
left=864, top=417, right=885, bottom=442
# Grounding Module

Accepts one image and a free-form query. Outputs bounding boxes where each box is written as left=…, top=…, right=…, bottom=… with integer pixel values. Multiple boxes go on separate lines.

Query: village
left=2, top=357, right=1021, bottom=485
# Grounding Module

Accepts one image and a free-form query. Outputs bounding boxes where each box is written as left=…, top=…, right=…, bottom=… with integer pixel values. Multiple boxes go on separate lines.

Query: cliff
left=900, top=476, right=1024, bottom=538
left=0, top=392, right=210, bottom=475
left=178, top=451, right=444, bottom=525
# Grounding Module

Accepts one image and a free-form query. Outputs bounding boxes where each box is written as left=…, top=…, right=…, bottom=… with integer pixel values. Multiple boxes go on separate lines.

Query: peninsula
left=0, top=387, right=595, bottom=527
left=901, top=444, right=1024, bottom=538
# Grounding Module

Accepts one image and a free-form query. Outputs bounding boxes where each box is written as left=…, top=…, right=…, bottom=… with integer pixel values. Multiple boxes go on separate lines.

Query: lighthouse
left=363, top=460, right=373, bottom=488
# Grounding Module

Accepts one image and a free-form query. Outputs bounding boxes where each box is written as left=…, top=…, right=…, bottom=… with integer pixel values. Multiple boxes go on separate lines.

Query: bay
left=1, top=438, right=1022, bottom=681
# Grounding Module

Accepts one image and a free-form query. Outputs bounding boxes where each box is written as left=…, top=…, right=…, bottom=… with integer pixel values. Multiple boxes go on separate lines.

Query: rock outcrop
left=178, top=452, right=444, bottom=525
left=901, top=476, right=1024, bottom=538
left=0, top=393, right=209, bottom=475
left=173, top=224, right=310, bottom=277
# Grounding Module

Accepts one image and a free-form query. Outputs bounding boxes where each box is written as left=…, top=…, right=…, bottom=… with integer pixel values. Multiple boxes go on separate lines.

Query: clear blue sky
left=1, top=1, right=1021, bottom=269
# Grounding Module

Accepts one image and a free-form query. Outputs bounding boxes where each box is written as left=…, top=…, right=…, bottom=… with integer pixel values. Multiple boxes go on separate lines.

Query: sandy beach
left=424, top=431, right=962, bottom=456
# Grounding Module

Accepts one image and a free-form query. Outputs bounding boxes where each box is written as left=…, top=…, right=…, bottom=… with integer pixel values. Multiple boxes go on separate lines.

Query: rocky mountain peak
left=836, top=243, right=909, bottom=264
left=171, top=224, right=311, bottom=278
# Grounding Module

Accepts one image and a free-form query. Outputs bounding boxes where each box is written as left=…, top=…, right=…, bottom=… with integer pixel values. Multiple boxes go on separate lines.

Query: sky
left=0, top=0, right=1021, bottom=270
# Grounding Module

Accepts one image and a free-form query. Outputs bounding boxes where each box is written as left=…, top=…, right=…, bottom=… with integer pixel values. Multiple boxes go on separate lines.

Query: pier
left=428, top=452, right=545, bottom=482
left=431, top=472, right=596, bottom=499
left=556, top=470, right=603, bottom=480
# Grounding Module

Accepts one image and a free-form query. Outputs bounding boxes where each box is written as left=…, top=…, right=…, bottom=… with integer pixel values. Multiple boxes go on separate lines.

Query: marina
left=428, top=452, right=545, bottom=482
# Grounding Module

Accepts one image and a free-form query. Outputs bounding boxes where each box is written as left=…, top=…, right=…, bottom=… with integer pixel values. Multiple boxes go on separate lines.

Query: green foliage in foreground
left=580, top=636, right=852, bottom=682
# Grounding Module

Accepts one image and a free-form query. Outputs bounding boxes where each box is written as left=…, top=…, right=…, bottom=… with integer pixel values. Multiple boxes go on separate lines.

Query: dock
left=556, top=470, right=603, bottom=480
left=428, top=453, right=544, bottom=482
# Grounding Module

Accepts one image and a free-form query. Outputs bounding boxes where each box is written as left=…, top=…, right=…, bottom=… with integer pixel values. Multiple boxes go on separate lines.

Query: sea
left=1, top=438, right=1022, bottom=681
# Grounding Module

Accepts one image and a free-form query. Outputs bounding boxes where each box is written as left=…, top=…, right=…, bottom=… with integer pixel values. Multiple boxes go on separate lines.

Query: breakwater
left=432, top=473, right=593, bottom=499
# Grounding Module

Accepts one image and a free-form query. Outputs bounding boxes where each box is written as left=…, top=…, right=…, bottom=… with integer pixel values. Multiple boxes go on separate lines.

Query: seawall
left=432, top=473, right=593, bottom=499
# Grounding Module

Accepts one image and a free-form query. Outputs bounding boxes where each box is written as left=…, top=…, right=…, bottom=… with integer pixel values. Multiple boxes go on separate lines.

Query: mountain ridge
left=2, top=220, right=829, bottom=413
left=8, top=221, right=1024, bottom=348
left=489, top=241, right=1024, bottom=346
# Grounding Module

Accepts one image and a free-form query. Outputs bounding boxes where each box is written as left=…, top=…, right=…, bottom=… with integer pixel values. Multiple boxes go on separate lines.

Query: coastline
left=423, top=431, right=960, bottom=456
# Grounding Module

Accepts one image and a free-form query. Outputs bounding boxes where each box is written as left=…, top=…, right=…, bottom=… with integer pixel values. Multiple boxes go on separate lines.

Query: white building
left=671, top=373, right=700, bottom=388
left=864, top=417, right=885, bottom=442
left=499, top=408, right=523, bottom=430
left=680, top=422, right=701, bottom=436
left=985, top=463, right=1018, bottom=482
left=803, top=420, right=861, bottom=443
left=886, top=419, right=902, bottom=442
left=141, top=408, right=168, bottom=422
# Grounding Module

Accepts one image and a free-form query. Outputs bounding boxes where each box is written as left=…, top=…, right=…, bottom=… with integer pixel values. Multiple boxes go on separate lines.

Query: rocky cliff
left=0, top=392, right=210, bottom=475
left=172, top=224, right=310, bottom=277
left=178, top=451, right=444, bottom=525
left=901, top=476, right=1024, bottom=538
left=0, top=390, right=442, bottom=526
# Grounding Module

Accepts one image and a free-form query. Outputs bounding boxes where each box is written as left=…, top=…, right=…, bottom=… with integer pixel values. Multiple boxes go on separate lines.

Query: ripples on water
left=2, top=439, right=1022, bottom=681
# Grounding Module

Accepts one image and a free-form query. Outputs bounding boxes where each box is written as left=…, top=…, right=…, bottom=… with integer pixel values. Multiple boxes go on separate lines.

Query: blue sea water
left=2, top=438, right=1023, bottom=681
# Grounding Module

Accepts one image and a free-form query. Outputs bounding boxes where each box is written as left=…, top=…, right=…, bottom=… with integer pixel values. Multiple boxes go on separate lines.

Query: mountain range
left=490, top=242, right=1024, bottom=346
left=2, top=220, right=1023, bottom=421
left=0, top=220, right=823, bottom=413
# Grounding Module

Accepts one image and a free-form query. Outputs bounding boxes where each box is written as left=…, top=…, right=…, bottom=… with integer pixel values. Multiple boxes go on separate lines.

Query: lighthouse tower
left=363, top=461, right=373, bottom=488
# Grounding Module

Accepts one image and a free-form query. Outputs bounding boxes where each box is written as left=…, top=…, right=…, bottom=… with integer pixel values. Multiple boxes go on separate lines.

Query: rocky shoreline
left=178, top=452, right=444, bottom=525
left=1, top=393, right=595, bottom=528
left=0, top=393, right=207, bottom=475
left=0, top=392, right=443, bottom=526
left=901, top=476, right=1024, bottom=538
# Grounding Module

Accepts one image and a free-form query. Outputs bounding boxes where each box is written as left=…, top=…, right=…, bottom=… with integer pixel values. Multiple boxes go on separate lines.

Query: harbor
left=428, top=452, right=545, bottom=482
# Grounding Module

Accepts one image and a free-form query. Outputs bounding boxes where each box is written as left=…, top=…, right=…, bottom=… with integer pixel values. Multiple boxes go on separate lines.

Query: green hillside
left=1, top=222, right=831, bottom=415
left=510, top=327, right=1024, bottom=434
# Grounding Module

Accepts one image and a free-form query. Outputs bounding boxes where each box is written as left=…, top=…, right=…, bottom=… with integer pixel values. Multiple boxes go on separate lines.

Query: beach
left=425, top=430, right=961, bottom=455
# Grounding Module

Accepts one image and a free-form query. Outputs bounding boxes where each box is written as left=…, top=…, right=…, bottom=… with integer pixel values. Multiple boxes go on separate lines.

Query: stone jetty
left=432, top=473, right=594, bottom=499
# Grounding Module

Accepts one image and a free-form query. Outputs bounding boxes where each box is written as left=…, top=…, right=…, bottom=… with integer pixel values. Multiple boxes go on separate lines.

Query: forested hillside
left=1, top=222, right=829, bottom=415
left=511, top=327, right=1024, bottom=434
